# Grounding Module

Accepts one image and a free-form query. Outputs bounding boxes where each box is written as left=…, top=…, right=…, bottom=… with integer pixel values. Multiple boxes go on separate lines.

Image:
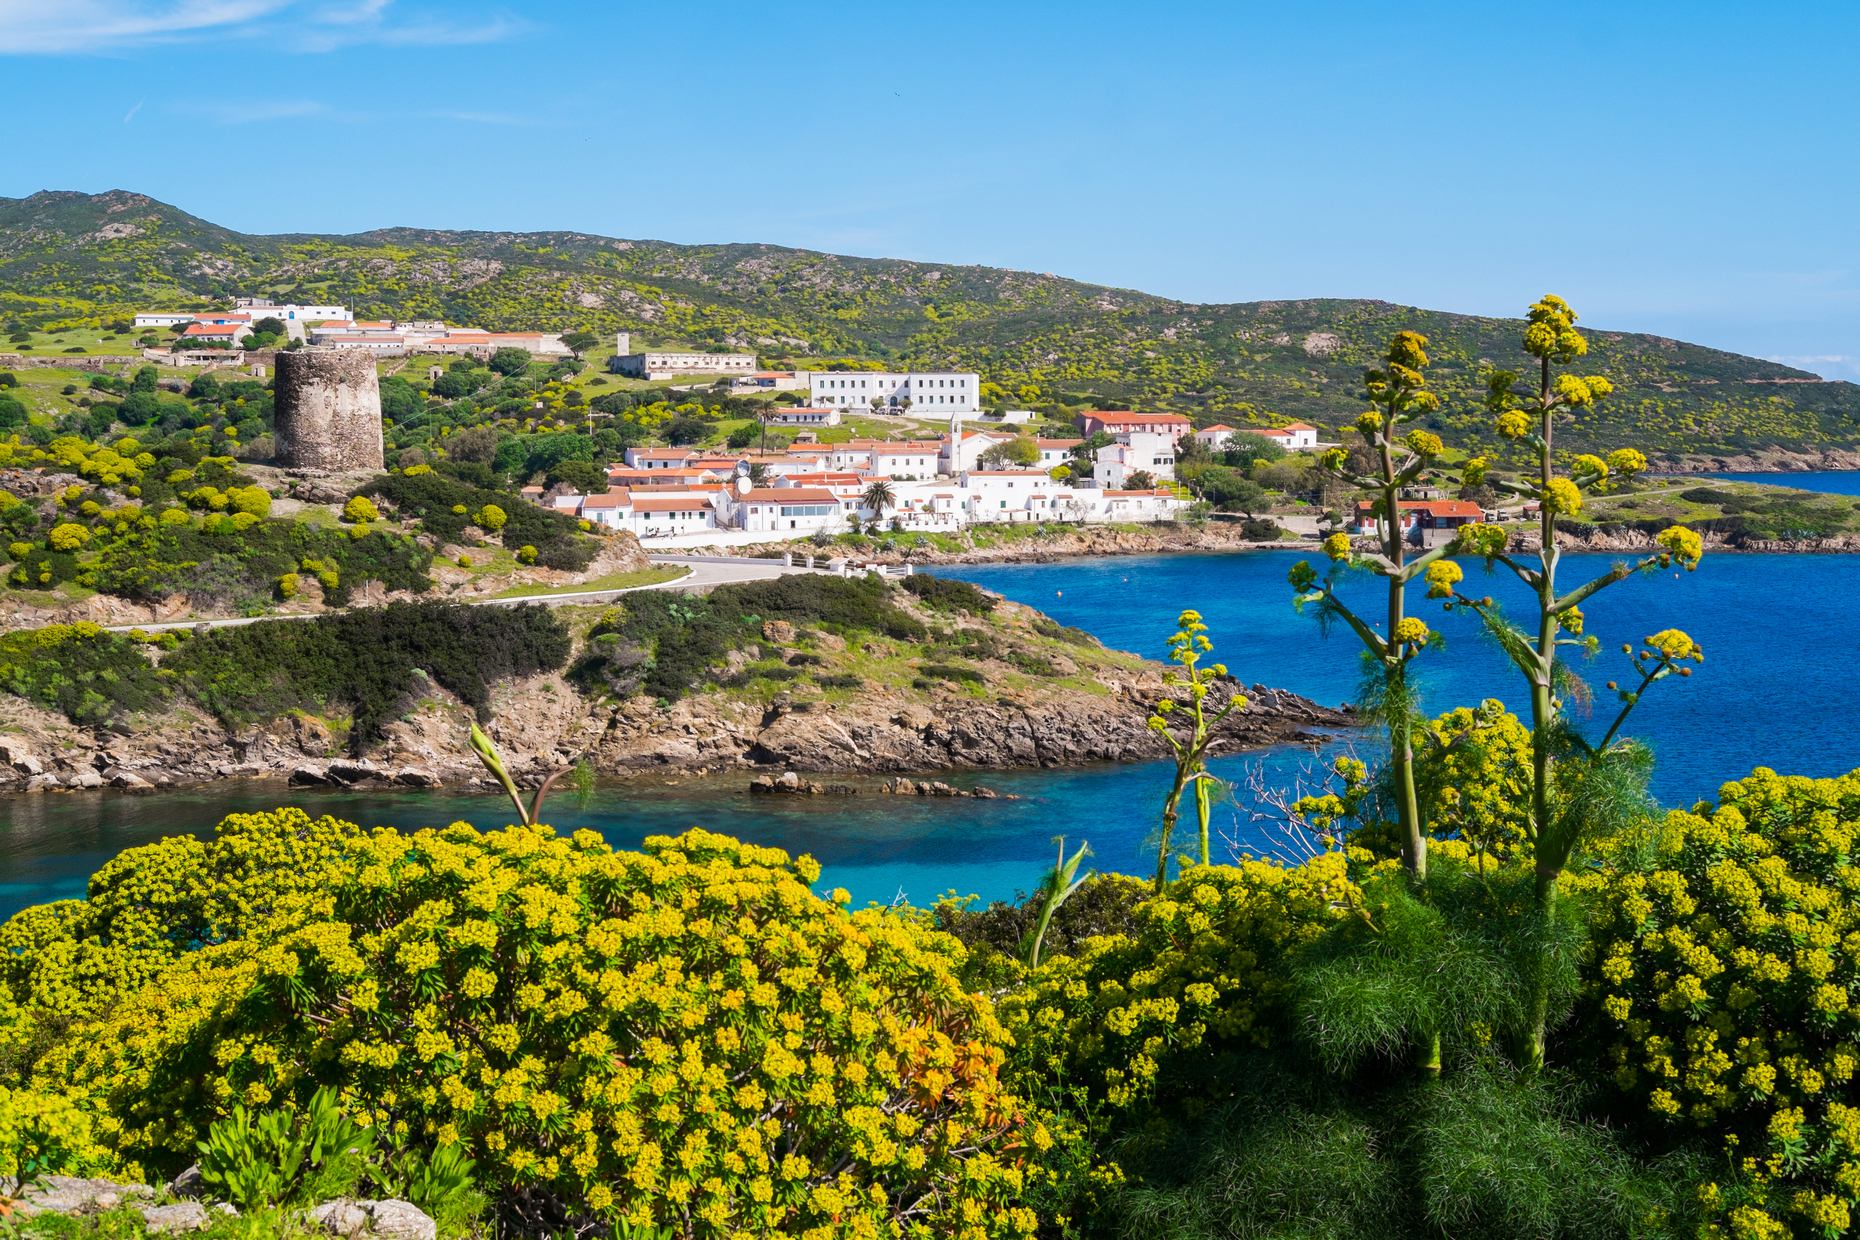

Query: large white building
left=810, top=370, right=980, bottom=413
left=610, top=332, right=758, bottom=380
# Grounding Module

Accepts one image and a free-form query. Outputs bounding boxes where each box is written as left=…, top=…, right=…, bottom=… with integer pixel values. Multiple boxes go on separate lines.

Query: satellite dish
left=734, top=460, right=751, bottom=477
left=736, top=475, right=752, bottom=496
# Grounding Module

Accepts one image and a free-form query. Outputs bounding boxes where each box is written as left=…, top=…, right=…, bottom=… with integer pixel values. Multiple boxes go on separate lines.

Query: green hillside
left=4, top=188, right=1857, bottom=461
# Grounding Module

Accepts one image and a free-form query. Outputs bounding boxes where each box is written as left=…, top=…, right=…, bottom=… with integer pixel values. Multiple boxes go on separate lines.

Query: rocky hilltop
left=0, top=589, right=1348, bottom=797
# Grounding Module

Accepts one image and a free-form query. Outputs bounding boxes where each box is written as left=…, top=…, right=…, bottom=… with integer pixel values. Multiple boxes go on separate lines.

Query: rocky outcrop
left=1656, top=447, right=1860, bottom=474
left=0, top=585, right=1350, bottom=799
left=5, top=1173, right=434, bottom=1239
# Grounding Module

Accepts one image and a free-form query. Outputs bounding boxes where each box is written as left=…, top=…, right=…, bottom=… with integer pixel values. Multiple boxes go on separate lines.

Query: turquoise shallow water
left=2, top=549, right=1853, bottom=920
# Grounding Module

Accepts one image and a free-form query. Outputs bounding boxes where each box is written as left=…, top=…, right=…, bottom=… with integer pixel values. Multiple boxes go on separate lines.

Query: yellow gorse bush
left=8, top=811, right=1045, bottom=1239
left=999, top=855, right=1355, bottom=1116
left=1588, top=768, right=1860, bottom=1236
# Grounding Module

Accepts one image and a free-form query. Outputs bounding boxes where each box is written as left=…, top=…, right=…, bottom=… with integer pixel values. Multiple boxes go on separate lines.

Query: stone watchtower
left=273, top=348, right=384, bottom=471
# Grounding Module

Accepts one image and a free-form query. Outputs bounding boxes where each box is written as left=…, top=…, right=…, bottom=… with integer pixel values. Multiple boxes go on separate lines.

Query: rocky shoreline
left=0, top=585, right=1352, bottom=800
left=1655, top=447, right=1860, bottom=474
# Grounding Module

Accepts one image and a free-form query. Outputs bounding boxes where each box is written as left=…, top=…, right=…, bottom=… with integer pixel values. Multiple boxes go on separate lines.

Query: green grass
left=490, top=564, right=687, bottom=598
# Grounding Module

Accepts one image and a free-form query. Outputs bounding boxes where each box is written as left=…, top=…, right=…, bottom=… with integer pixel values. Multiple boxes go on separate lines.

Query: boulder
left=327, top=760, right=383, bottom=783
left=12, top=1175, right=155, bottom=1218
left=167, top=1164, right=205, bottom=1199
left=289, top=765, right=334, bottom=786
left=73, top=768, right=105, bottom=789
left=110, top=770, right=153, bottom=791
left=392, top=767, right=440, bottom=787
left=761, top=619, right=796, bottom=646
left=309, top=1198, right=436, bottom=1240
left=141, top=1201, right=211, bottom=1233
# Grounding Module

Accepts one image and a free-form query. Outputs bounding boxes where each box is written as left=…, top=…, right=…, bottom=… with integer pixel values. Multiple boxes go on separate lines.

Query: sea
left=4, top=476, right=1858, bottom=922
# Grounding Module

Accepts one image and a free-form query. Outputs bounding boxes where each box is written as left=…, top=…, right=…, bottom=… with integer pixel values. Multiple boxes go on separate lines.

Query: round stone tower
left=274, top=348, right=384, bottom=471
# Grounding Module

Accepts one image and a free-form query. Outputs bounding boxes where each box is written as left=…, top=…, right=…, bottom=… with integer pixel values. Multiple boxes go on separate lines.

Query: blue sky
left=2, top=0, right=1857, bottom=376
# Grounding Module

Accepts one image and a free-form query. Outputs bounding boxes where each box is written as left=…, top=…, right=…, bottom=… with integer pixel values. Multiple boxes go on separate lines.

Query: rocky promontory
left=0, top=588, right=1349, bottom=797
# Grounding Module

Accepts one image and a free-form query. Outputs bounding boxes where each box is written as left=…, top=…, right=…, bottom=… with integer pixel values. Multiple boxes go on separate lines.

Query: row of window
left=778, top=505, right=836, bottom=517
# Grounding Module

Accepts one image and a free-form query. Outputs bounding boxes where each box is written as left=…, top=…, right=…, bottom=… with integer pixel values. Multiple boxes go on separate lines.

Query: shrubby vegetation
left=6, top=295, right=1860, bottom=1239
left=7, top=191, right=1856, bottom=459
left=0, top=602, right=568, bottom=745
left=572, top=573, right=928, bottom=703
left=2, top=816, right=1061, bottom=1239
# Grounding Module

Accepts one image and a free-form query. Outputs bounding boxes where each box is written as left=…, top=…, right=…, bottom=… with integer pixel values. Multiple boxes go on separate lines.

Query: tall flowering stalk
left=1439, top=294, right=1704, bottom=1067
left=1288, top=330, right=1458, bottom=882
left=1146, top=610, right=1244, bottom=891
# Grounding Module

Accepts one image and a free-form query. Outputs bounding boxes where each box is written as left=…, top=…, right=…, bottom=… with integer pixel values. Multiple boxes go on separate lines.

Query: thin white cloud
left=0, top=0, right=527, bottom=54
left=171, top=98, right=328, bottom=123
left=0, top=0, right=288, bottom=53
left=123, top=98, right=144, bottom=121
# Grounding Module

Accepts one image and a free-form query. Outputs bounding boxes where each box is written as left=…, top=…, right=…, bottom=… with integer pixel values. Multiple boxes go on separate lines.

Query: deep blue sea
left=2, top=549, right=1853, bottom=921
left=1708, top=469, right=1860, bottom=495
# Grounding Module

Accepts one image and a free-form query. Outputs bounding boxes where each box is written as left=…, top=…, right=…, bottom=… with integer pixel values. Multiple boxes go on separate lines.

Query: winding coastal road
left=96, top=555, right=857, bottom=634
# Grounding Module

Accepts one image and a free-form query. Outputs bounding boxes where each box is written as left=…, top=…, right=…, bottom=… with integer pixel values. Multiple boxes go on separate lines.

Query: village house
left=1353, top=499, right=1485, bottom=538
left=1075, top=410, right=1192, bottom=442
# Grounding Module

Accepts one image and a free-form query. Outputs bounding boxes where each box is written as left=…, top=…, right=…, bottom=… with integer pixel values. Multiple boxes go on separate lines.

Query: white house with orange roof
left=1193, top=423, right=1238, bottom=447
left=1075, top=411, right=1192, bottom=442
left=1257, top=422, right=1320, bottom=450
left=717, top=487, right=846, bottom=534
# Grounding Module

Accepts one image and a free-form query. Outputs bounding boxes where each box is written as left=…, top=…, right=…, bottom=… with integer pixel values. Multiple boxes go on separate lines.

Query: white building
left=1093, top=431, right=1178, bottom=489
left=610, top=331, right=758, bottom=380
left=769, top=406, right=841, bottom=426
left=133, top=312, right=199, bottom=328
left=1257, top=422, right=1321, bottom=450
left=1193, top=423, right=1238, bottom=448
left=721, top=487, right=847, bottom=534
left=810, top=370, right=980, bottom=413
left=731, top=371, right=810, bottom=393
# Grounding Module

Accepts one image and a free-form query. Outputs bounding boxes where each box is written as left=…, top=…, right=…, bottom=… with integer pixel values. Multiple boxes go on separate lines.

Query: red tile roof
left=738, top=488, right=839, bottom=503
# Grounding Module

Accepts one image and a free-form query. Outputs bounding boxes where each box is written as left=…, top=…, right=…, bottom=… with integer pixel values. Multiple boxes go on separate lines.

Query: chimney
left=616, top=331, right=631, bottom=355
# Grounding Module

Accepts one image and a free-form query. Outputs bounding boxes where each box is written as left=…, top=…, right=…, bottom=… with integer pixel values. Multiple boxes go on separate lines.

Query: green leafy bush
left=0, top=622, right=163, bottom=723
left=917, top=663, right=983, bottom=685
left=168, top=601, right=570, bottom=744
left=196, top=1086, right=375, bottom=1210
left=902, top=574, right=998, bottom=614
left=359, top=471, right=595, bottom=571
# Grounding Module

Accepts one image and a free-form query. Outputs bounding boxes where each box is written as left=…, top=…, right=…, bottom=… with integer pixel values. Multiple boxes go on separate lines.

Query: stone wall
left=274, top=348, right=383, bottom=471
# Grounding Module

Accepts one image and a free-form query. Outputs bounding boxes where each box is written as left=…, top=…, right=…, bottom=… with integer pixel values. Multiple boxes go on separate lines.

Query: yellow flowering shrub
left=0, top=1084, right=114, bottom=1194
left=1586, top=768, right=1860, bottom=1235
left=343, top=495, right=380, bottom=524
left=998, top=855, right=1355, bottom=1116
left=1413, top=705, right=1534, bottom=864
left=13, top=813, right=1042, bottom=1238
left=47, top=523, right=90, bottom=551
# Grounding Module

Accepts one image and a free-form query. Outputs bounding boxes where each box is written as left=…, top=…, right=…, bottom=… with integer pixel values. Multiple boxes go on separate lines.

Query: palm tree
left=862, top=479, right=896, bottom=522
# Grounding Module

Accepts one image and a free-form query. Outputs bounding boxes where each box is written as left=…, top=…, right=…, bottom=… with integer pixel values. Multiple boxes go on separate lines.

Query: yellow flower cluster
left=1391, top=617, right=1430, bottom=647
left=8, top=812, right=1047, bottom=1238
left=1541, top=478, right=1585, bottom=516
left=1523, top=294, right=1588, bottom=363
left=1403, top=430, right=1443, bottom=457
left=1424, top=560, right=1463, bottom=600
left=1322, top=532, right=1353, bottom=562
left=1657, top=525, right=1705, bottom=571
left=999, top=856, right=1354, bottom=1116
left=1588, top=769, right=1860, bottom=1235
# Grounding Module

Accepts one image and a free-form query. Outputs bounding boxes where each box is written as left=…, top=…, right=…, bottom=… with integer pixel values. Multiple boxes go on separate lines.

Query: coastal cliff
left=0, top=590, right=1348, bottom=797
